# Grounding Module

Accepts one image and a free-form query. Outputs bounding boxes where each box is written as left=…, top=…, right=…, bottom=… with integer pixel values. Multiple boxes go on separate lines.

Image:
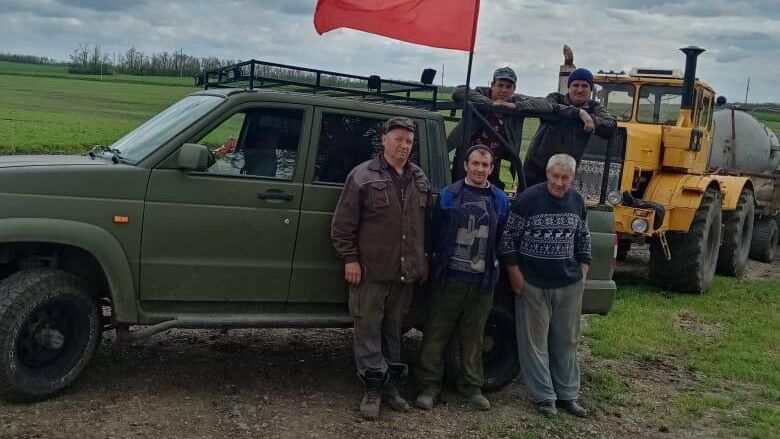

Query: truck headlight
left=631, top=218, right=649, bottom=234
left=606, top=190, right=623, bottom=206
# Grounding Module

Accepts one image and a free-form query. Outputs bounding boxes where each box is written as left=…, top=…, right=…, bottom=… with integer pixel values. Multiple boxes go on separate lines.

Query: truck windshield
left=637, top=85, right=682, bottom=125
left=593, top=83, right=635, bottom=121
left=111, top=95, right=225, bottom=163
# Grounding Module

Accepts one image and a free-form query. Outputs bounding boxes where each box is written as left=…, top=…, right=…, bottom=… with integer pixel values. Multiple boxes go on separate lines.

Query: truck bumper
left=583, top=279, right=616, bottom=315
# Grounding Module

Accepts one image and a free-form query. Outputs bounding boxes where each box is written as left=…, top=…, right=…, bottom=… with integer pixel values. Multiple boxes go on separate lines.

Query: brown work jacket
left=331, top=155, right=431, bottom=283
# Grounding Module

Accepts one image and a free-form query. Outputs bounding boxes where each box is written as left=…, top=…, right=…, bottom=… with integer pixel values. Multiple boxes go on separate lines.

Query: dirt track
left=1, top=246, right=777, bottom=439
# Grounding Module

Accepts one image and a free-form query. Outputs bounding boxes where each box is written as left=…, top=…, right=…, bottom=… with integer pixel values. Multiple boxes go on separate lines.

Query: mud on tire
left=649, top=187, right=722, bottom=293
left=749, top=217, right=778, bottom=263
left=716, top=187, right=755, bottom=276
left=0, top=269, right=100, bottom=402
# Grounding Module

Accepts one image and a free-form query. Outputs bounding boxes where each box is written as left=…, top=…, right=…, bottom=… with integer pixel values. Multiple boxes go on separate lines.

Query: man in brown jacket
left=331, top=116, right=431, bottom=420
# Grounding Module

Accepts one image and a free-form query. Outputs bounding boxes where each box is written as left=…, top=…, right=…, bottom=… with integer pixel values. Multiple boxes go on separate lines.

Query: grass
left=585, top=276, right=780, bottom=438
left=0, top=64, right=196, bottom=153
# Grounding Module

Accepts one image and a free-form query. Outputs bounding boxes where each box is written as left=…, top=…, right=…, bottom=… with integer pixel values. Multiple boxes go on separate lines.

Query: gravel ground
left=1, top=244, right=776, bottom=439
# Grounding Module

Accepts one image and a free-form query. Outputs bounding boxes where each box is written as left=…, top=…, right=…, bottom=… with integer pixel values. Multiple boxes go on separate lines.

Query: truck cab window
left=637, top=86, right=682, bottom=125
left=314, top=113, right=419, bottom=184
left=593, top=83, right=635, bottom=121
left=201, top=108, right=303, bottom=180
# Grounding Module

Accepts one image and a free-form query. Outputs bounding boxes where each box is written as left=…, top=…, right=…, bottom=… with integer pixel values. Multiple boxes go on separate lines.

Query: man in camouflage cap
left=331, top=116, right=432, bottom=420
left=447, top=66, right=555, bottom=190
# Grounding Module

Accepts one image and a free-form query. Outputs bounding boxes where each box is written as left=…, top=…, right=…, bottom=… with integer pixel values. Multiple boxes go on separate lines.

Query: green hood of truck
left=0, top=155, right=149, bottom=201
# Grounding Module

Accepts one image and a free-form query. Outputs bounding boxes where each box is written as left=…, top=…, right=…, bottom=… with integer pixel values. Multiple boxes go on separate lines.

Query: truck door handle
left=257, top=189, right=294, bottom=202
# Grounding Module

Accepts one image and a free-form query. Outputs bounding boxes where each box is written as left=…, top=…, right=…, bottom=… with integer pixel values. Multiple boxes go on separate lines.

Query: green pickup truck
left=0, top=61, right=617, bottom=402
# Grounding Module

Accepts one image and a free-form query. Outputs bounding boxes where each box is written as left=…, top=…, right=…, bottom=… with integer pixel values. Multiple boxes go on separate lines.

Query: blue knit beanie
left=568, top=68, right=594, bottom=89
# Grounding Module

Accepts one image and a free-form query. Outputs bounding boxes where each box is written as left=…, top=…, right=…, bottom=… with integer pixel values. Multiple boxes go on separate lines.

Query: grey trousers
left=349, top=280, right=414, bottom=378
left=515, top=279, right=584, bottom=403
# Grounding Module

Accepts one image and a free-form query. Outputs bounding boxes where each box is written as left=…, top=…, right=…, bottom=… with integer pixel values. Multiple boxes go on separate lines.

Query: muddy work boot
left=382, top=364, right=411, bottom=412
left=359, top=371, right=385, bottom=420
left=556, top=399, right=588, bottom=418
left=415, top=390, right=437, bottom=410
left=466, top=392, right=491, bottom=411
left=535, top=400, right=558, bottom=417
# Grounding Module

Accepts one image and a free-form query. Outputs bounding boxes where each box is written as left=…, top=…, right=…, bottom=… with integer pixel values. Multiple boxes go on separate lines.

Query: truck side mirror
left=177, top=143, right=211, bottom=171
left=716, top=96, right=727, bottom=106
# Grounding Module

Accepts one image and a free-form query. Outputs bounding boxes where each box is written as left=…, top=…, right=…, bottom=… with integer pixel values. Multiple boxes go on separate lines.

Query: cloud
left=0, top=0, right=778, bottom=102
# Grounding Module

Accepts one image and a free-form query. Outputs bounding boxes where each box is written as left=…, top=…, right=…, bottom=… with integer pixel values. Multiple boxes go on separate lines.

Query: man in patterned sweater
left=500, top=153, right=592, bottom=418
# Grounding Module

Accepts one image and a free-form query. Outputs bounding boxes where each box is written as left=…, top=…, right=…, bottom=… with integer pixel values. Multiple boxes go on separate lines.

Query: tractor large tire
left=0, top=269, right=100, bottom=402
left=749, top=217, right=778, bottom=263
left=444, top=302, right=518, bottom=392
left=716, top=187, right=755, bottom=276
left=649, top=188, right=722, bottom=293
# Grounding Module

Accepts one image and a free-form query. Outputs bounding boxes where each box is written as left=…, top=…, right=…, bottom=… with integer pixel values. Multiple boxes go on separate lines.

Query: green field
left=0, top=61, right=778, bottom=437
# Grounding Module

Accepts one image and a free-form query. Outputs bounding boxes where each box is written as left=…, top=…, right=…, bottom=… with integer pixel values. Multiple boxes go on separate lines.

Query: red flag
left=314, top=0, right=480, bottom=52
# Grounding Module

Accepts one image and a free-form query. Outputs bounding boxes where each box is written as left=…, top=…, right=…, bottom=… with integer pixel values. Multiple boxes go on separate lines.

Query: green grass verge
left=586, top=276, right=780, bottom=438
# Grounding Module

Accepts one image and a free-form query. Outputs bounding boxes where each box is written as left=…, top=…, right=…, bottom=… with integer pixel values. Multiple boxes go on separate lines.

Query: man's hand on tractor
left=579, top=109, right=595, bottom=133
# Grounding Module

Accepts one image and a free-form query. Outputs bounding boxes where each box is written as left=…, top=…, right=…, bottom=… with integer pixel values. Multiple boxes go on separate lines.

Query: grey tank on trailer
left=711, top=109, right=780, bottom=173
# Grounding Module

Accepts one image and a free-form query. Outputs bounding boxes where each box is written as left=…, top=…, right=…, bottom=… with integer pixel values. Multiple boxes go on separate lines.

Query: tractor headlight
left=631, top=218, right=649, bottom=234
left=606, top=190, right=623, bottom=206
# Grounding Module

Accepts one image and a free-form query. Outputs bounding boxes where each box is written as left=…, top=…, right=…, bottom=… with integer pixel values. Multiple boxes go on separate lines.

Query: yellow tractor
left=565, top=47, right=753, bottom=293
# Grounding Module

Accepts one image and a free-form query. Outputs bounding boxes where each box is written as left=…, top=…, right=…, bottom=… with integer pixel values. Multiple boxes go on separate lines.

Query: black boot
left=383, top=364, right=411, bottom=412
left=359, top=371, right=385, bottom=420
left=556, top=399, right=588, bottom=418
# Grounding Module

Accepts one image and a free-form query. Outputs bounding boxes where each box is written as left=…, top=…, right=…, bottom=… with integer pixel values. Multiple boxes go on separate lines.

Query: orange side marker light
left=113, top=215, right=130, bottom=224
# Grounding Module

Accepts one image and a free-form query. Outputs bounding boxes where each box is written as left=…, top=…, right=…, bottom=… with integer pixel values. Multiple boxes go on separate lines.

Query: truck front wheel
left=717, top=187, right=755, bottom=276
left=649, top=187, right=722, bottom=293
left=0, top=269, right=100, bottom=402
left=444, top=302, right=519, bottom=392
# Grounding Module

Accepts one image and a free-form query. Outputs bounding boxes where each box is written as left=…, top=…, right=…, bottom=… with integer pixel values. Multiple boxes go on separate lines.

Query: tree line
left=67, top=42, right=238, bottom=77
left=0, top=53, right=65, bottom=66
left=3, top=43, right=453, bottom=94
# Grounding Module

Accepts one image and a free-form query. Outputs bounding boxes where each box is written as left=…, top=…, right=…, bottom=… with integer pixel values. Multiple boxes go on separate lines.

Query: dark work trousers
left=515, top=279, right=584, bottom=403
left=415, top=280, right=494, bottom=397
left=349, top=280, right=414, bottom=378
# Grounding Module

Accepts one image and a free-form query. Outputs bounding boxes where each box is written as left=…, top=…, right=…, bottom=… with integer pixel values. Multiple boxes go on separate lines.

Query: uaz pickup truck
left=0, top=60, right=618, bottom=401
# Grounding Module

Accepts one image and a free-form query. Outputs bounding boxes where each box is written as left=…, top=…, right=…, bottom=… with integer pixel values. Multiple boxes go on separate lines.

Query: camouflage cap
left=492, top=66, right=517, bottom=84
left=384, top=116, right=416, bottom=134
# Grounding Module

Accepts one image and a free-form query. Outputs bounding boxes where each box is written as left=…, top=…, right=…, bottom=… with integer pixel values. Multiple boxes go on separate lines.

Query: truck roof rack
left=197, top=59, right=440, bottom=110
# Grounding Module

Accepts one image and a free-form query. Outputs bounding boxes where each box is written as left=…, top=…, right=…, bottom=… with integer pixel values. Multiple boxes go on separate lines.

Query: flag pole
left=457, top=0, right=480, bottom=178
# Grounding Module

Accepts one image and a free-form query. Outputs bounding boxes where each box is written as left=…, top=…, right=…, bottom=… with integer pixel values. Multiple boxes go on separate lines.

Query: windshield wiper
left=88, top=145, right=123, bottom=164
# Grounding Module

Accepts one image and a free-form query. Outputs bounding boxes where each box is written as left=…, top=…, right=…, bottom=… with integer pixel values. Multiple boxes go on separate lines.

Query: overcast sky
left=1, top=0, right=778, bottom=103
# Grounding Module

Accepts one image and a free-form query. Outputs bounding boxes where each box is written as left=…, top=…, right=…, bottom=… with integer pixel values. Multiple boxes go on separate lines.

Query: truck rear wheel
left=749, top=217, right=778, bottom=263
left=649, top=188, right=722, bottom=293
left=716, top=187, right=755, bottom=276
left=444, top=302, right=518, bottom=392
left=0, top=269, right=100, bottom=402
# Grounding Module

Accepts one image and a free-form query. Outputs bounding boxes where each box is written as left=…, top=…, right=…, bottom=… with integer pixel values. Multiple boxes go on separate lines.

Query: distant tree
left=68, top=42, right=113, bottom=75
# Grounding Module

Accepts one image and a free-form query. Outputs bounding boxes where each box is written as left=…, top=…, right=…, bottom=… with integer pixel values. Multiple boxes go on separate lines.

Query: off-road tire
left=716, top=187, right=755, bottom=276
left=649, top=188, right=722, bottom=293
left=749, top=217, right=778, bottom=263
left=0, top=269, right=100, bottom=402
left=443, top=302, right=518, bottom=392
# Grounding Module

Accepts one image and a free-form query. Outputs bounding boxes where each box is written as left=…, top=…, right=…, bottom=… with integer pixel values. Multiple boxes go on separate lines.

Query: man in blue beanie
left=522, top=67, right=616, bottom=188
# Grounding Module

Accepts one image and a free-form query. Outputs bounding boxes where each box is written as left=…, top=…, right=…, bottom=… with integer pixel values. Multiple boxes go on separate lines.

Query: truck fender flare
left=0, top=218, right=137, bottom=322
left=712, top=176, right=753, bottom=211
left=644, top=174, right=722, bottom=231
